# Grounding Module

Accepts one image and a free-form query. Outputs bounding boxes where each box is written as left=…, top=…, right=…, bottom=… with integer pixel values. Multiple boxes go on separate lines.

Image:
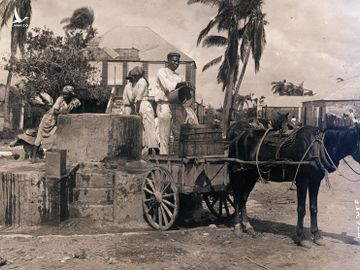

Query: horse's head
left=351, top=126, right=360, bottom=163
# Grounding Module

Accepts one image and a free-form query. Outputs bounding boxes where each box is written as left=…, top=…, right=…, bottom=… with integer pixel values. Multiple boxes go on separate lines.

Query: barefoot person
left=31, top=85, right=81, bottom=159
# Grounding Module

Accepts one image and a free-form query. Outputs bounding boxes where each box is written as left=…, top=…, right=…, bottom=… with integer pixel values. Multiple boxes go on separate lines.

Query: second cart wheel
left=142, top=166, right=179, bottom=230
left=203, top=191, right=235, bottom=218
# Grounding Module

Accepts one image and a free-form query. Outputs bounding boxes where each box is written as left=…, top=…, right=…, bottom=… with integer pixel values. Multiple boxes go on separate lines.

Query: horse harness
left=234, top=128, right=338, bottom=183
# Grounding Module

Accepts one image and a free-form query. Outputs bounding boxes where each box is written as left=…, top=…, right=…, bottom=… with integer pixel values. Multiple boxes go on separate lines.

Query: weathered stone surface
left=55, top=114, right=142, bottom=163
left=114, top=171, right=145, bottom=223
left=76, top=168, right=114, bottom=188
left=73, top=187, right=113, bottom=204
left=69, top=202, right=114, bottom=221
left=0, top=161, right=63, bottom=226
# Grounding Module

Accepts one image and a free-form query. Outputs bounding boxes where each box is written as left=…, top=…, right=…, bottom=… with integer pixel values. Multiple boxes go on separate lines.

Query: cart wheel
left=142, top=166, right=179, bottom=230
left=203, top=191, right=235, bottom=218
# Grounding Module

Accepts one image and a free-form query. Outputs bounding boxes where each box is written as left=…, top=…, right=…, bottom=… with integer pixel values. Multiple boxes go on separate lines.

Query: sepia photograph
left=0, top=0, right=360, bottom=269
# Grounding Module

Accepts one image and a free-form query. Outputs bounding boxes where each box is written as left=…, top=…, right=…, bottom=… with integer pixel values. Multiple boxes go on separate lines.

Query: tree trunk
left=222, top=70, right=235, bottom=137
left=3, top=29, right=18, bottom=130
left=233, top=45, right=250, bottom=102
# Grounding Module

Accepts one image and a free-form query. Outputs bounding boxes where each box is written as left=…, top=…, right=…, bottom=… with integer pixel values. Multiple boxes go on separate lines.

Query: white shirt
left=122, top=82, right=133, bottom=106
left=154, top=67, right=182, bottom=102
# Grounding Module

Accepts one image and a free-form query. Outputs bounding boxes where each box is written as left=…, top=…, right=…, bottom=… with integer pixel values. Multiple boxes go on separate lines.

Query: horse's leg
left=233, top=191, right=242, bottom=236
left=309, top=179, right=325, bottom=245
left=239, top=178, right=257, bottom=234
left=295, top=180, right=309, bottom=246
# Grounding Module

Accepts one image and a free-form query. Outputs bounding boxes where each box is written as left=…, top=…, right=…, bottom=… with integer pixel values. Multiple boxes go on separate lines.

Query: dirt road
left=0, top=160, right=360, bottom=270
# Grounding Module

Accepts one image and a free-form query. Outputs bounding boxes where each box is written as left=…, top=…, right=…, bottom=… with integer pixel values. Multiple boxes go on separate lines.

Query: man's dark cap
left=167, top=52, right=181, bottom=59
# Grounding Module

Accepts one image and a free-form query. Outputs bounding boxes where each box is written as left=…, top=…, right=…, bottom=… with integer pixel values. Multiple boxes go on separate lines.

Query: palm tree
left=60, top=7, right=96, bottom=43
left=0, top=0, right=32, bottom=129
left=272, top=80, right=314, bottom=96
left=233, top=4, right=267, bottom=99
left=188, top=0, right=266, bottom=134
left=271, top=80, right=287, bottom=95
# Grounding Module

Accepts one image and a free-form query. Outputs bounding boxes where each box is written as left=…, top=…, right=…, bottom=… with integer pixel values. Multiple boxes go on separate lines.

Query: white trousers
left=156, top=103, right=172, bottom=155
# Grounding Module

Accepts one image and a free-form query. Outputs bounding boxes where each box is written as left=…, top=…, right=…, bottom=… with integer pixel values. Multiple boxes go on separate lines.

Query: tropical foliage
left=271, top=80, right=314, bottom=96
left=188, top=0, right=267, bottom=134
left=10, top=27, right=110, bottom=104
left=60, top=7, right=97, bottom=42
left=0, top=0, right=32, bottom=129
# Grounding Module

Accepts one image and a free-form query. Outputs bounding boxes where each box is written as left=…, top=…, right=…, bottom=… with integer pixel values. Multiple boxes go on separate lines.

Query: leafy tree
left=0, top=0, right=32, bottom=129
left=11, top=27, right=110, bottom=108
left=188, top=0, right=267, bottom=134
left=271, top=80, right=314, bottom=96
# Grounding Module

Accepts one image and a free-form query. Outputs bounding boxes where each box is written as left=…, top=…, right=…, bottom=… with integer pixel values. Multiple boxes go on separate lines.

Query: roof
left=264, top=95, right=314, bottom=108
left=91, top=26, right=194, bottom=62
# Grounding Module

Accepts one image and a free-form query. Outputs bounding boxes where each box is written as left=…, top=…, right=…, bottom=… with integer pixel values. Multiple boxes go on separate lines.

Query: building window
left=88, top=61, right=102, bottom=85
left=107, top=62, right=123, bottom=85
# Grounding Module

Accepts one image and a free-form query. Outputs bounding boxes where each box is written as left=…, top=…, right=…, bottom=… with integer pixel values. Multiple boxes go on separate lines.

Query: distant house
left=85, top=26, right=197, bottom=101
left=302, top=77, right=360, bottom=129
left=262, top=95, right=313, bottom=122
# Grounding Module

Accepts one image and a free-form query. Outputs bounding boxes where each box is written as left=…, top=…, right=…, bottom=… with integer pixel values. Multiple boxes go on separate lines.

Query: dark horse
left=228, top=126, right=360, bottom=245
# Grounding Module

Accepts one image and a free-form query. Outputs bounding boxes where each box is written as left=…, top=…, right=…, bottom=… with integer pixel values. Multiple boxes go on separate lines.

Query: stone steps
left=70, top=167, right=115, bottom=221
left=69, top=202, right=114, bottom=222
left=73, top=187, right=114, bottom=204
left=76, top=170, right=114, bottom=188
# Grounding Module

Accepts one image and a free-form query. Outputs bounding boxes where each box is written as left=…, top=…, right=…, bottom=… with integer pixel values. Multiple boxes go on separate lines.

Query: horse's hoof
left=294, top=235, right=312, bottom=248
left=312, top=234, right=325, bottom=246
left=243, top=227, right=256, bottom=236
left=233, top=224, right=243, bottom=237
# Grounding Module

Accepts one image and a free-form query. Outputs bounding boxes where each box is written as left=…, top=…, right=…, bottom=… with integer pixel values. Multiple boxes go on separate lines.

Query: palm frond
left=0, top=0, right=17, bottom=28
left=197, top=17, right=217, bottom=46
left=202, top=35, right=227, bottom=47
left=62, top=7, right=94, bottom=30
left=202, top=55, right=222, bottom=71
left=187, top=0, right=221, bottom=6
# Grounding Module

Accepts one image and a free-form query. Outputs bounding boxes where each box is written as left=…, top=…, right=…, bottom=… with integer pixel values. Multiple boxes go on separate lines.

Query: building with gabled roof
left=86, top=26, right=196, bottom=99
left=302, top=76, right=360, bottom=128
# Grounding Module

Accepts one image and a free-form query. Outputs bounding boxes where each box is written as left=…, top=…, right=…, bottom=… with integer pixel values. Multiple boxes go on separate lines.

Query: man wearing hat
left=154, top=52, right=191, bottom=155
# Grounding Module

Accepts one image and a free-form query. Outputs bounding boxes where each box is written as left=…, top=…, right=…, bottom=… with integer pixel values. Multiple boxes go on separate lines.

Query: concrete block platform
left=70, top=162, right=149, bottom=224
left=0, top=159, right=151, bottom=228
left=55, top=114, right=143, bottom=163
left=0, top=160, right=73, bottom=226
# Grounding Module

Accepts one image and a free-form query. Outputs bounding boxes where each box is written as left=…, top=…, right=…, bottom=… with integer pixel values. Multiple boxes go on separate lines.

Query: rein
left=343, top=158, right=360, bottom=176
left=319, top=135, right=360, bottom=183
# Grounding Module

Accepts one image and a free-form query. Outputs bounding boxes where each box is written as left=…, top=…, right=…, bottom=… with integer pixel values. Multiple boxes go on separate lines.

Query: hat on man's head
left=126, top=66, right=144, bottom=79
left=167, top=51, right=181, bottom=59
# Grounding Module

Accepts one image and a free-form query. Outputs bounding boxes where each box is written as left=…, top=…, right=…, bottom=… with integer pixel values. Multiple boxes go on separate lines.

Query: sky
left=1, top=0, right=360, bottom=107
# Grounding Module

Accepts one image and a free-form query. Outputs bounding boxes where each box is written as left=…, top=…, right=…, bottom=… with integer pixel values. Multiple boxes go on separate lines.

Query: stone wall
left=0, top=161, right=66, bottom=226
left=55, top=114, right=142, bottom=163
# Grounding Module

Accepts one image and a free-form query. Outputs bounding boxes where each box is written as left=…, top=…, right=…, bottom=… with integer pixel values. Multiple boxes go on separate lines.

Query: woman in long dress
left=32, top=85, right=81, bottom=159
left=128, top=66, right=159, bottom=155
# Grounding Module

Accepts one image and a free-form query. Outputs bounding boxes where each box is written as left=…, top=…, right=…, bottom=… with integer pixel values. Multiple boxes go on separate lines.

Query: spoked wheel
left=203, top=190, right=235, bottom=218
left=142, top=166, right=179, bottom=230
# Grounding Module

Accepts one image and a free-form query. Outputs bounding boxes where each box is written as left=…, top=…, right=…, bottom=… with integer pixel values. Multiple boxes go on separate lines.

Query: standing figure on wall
left=154, top=52, right=193, bottom=155
left=127, top=66, right=159, bottom=156
left=122, top=71, right=135, bottom=115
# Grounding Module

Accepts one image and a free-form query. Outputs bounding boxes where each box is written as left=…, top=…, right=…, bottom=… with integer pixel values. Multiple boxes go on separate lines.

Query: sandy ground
left=0, top=159, right=360, bottom=269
